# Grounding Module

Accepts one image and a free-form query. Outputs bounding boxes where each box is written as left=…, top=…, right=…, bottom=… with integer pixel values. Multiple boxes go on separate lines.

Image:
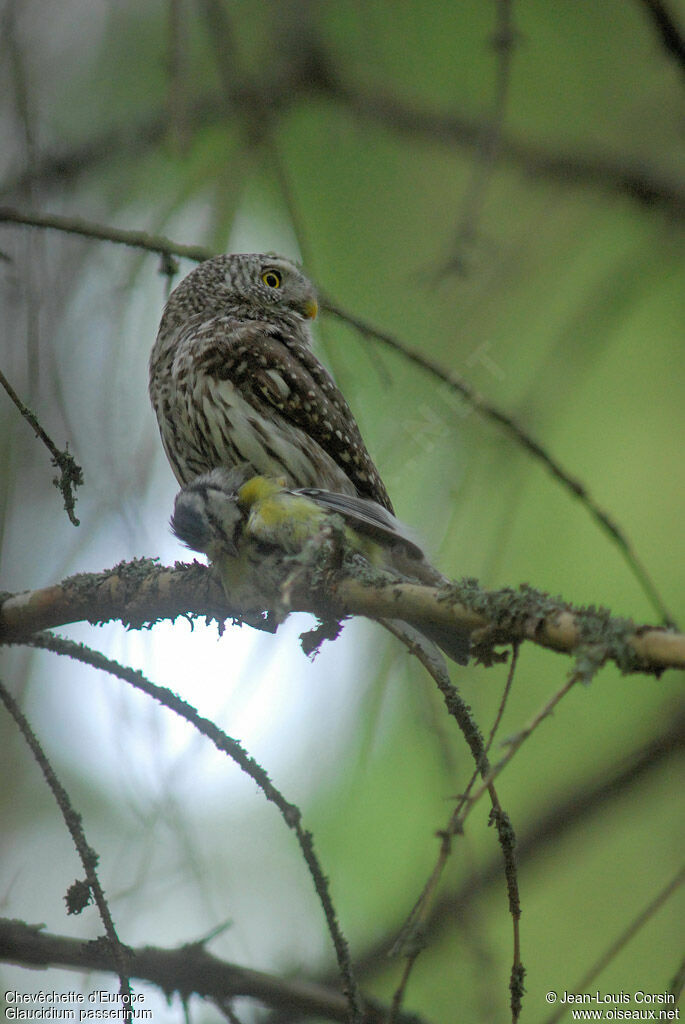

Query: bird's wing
left=294, top=488, right=424, bottom=559
left=193, top=317, right=394, bottom=511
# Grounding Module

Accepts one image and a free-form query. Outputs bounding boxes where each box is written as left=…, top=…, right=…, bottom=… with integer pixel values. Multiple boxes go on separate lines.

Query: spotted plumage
left=149, top=253, right=393, bottom=511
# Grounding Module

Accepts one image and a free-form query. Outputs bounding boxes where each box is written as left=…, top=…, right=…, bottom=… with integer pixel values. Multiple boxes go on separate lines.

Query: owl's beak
left=302, top=298, right=318, bottom=320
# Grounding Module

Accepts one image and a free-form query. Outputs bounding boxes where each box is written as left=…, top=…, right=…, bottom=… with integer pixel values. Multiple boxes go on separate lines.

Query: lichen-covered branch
left=0, top=558, right=682, bottom=675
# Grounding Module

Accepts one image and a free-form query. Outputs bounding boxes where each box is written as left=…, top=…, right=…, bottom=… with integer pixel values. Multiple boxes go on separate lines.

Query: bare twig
left=635, top=0, right=685, bottom=79
left=323, top=301, right=677, bottom=629
left=459, top=671, right=584, bottom=824
left=0, top=206, right=213, bottom=263
left=383, top=669, right=586, bottom=1019
left=384, top=627, right=523, bottom=1022
left=352, top=706, right=685, bottom=977
left=0, top=679, right=133, bottom=1016
left=543, top=865, right=685, bottom=1024
left=447, top=0, right=516, bottom=270
left=485, top=640, right=519, bottom=753
left=0, top=918, right=422, bottom=1024
left=0, top=367, right=83, bottom=525
left=22, top=631, right=363, bottom=1024
left=389, top=645, right=523, bottom=1023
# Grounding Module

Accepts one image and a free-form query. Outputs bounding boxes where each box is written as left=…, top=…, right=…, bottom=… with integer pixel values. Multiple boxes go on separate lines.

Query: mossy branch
left=0, top=558, right=682, bottom=675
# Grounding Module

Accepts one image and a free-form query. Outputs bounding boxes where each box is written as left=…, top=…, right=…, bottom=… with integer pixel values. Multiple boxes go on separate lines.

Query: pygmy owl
left=149, top=254, right=392, bottom=511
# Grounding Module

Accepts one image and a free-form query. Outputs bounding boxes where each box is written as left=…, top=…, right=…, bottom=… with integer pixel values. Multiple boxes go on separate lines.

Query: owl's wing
left=294, top=488, right=424, bottom=559
left=193, top=317, right=394, bottom=512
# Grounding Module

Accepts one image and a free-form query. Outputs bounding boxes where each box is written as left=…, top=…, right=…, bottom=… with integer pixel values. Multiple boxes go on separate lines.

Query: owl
left=149, top=254, right=392, bottom=511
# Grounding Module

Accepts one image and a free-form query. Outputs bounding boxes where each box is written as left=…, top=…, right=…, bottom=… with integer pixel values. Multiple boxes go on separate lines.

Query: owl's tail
left=381, top=618, right=470, bottom=673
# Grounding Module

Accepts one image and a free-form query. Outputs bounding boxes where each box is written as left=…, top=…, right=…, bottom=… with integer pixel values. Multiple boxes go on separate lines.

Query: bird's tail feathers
left=381, top=618, right=469, bottom=679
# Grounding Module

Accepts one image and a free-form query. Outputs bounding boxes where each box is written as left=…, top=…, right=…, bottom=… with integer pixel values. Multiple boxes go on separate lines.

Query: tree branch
left=20, top=628, right=363, bottom=1024
left=0, top=919, right=425, bottom=1024
left=326, top=81, right=685, bottom=219
left=445, top=0, right=516, bottom=270
left=2, top=71, right=683, bottom=218
left=323, top=302, right=676, bottom=629
left=0, top=559, right=682, bottom=674
left=543, top=865, right=685, bottom=1024
left=0, top=682, right=132, bottom=1013
left=351, top=705, right=685, bottom=977
left=0, top=206, right=213, bottom=264
left=0, top=367, right=83, bottom=526
left=635, top=0, right=685, bottom=79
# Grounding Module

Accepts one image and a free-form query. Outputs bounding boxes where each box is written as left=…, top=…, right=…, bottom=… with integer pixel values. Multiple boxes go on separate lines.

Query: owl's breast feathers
left=160, top=315, right=394, bottom=512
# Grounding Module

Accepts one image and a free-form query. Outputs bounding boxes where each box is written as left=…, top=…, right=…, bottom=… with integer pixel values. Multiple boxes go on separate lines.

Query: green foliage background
left=0, top=2, right=683, bottom=1022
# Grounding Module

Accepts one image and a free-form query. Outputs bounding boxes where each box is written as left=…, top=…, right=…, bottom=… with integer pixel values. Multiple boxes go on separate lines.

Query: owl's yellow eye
left=261, top=270, right=282, bottom=289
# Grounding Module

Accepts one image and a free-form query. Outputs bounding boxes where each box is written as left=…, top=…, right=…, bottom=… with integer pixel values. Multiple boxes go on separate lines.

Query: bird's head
left=163, top=253, right=318, bottom=326
left=170, top=465, right=253, bottom=558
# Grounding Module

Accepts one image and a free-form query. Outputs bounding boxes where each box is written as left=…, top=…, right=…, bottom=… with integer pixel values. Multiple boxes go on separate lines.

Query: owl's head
left=163, top=253, right=318, bottom=325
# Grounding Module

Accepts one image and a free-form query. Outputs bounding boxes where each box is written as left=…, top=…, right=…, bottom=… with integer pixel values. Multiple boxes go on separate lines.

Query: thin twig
left=460, top=671, right=583, bottom=825
left=0, top=206, right=213, bottom=263
left=351, top=705, right=685, bottom=977
left=389, top=643, right=524, bottom=1019
left=22, top=631, right=364, bottom=1024
left=0, top=366, right=83, bottom=526
left=0, top=677, right=133, bottom=1017
left=389, top=664, right=580, bottom=1020
left=543, top=865, right=685, bottom=1024
left=485, top=640, right=519, bottom=756
left=387, top=958, right=416, bottom=1024
left=323, top=301, right=676, bottom=629
left=391, top=665, right=588, bottom=977
left=447, top=0, right=516, bottom=270
left=635, top=0, right=685, bottom=79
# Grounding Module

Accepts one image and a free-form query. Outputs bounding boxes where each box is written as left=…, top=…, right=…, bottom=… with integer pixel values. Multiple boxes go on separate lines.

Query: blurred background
left=0, top=1, right=683, bottom=1022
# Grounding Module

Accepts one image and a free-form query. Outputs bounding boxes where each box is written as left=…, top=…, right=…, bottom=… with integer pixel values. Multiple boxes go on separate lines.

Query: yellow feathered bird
left=171, top=467, right=470, bottom=666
